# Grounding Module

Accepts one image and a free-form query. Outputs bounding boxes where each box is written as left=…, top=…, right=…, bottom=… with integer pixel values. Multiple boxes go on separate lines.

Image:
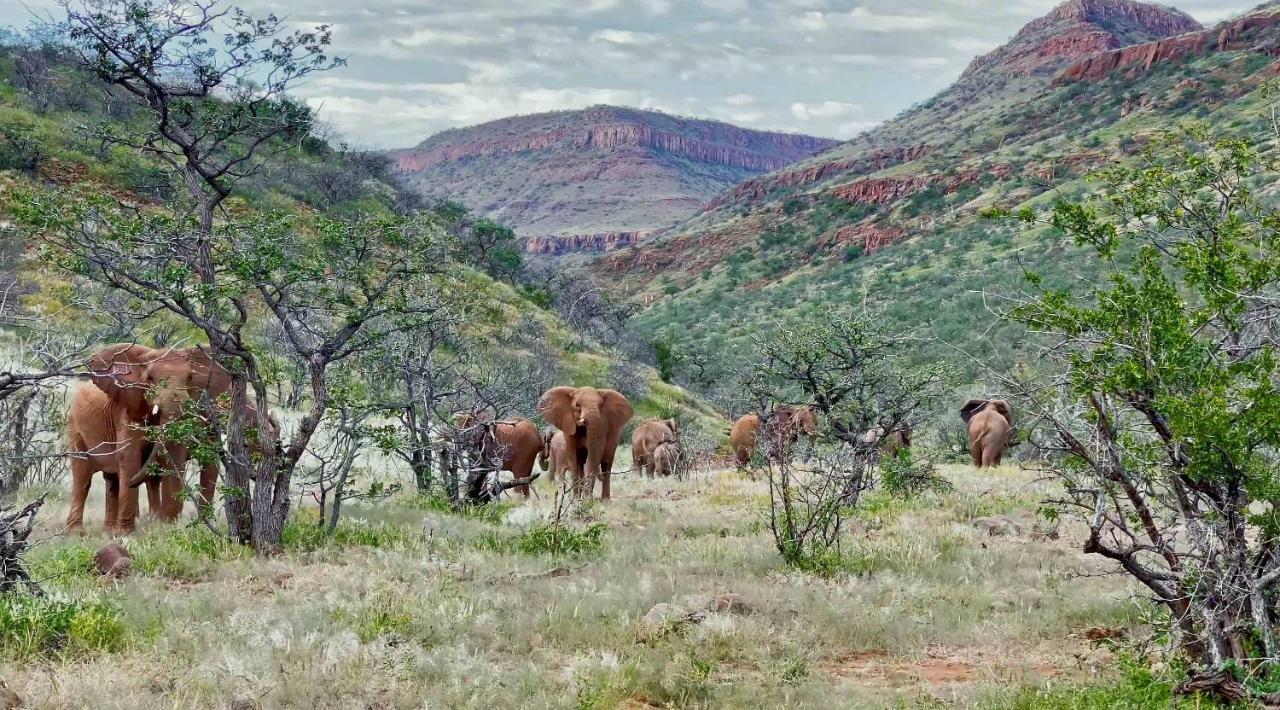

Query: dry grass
left=1, top=463, right=1139, bottom=709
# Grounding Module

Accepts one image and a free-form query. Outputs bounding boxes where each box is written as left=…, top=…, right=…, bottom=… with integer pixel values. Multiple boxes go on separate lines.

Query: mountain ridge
left=385, top=105, right=837, bottom=252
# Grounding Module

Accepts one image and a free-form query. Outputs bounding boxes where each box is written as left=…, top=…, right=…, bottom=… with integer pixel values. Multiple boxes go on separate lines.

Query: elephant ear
left=959, top=399, right=988, bottom=425
left=989, top=399, right=1014, bottom=426
left=89, top=343, right=153, bottom=412
left=598, top=389, right=634, bottom=429
left=537, top=387, right=578, bottom=433
left=184, top=345, right=232, bottom=396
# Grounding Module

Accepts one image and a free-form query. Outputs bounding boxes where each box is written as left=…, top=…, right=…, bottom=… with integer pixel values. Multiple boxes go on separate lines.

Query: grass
left=1, top=463, right=1154, bottom=707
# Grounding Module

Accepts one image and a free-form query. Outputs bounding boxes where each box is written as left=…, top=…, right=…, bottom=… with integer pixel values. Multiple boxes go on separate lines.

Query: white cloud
left=591, top=29, right=660, bottom=46
left=790, top=100, right=864, bottom=121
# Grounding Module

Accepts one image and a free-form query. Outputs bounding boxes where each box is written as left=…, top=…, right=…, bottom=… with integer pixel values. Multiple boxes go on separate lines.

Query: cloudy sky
left=1, top=0, right=1259, bottom=148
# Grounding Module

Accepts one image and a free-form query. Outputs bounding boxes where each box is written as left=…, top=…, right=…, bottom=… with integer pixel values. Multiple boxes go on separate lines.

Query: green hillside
left=0, top=36, right=723, bottom=438
left=602, top=3, right=1280, bottom=387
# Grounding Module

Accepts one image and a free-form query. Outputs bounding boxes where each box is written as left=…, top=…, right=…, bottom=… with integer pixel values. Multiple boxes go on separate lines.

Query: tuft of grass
left=398, top=492, right=509, bottom=523
left=27, top=541, right=97, bottom=589
left=984, top=657, right=1219, bottom=709
left=282, top=515, right=419, bottom=552
left=129, top=525, right=248, bottom=580
left=476, top=522, right=608, bottom=557
left=0, top=593, right=129, bottom=660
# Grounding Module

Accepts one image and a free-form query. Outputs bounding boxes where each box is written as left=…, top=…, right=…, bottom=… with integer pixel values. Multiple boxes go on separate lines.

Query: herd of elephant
left=63, top=342, right=1017, bottom=535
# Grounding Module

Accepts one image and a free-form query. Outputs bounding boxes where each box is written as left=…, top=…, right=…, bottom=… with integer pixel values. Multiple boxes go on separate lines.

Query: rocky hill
left=598, top=0, right=1280, bottom=379
left=385, top=106, right=836, bottom=254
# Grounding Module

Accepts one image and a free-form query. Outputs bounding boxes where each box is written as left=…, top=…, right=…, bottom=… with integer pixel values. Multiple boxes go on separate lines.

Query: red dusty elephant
left=729, top=405, right=818, bottom=467
left=537, top=386, right=633, bottom=499
left=71, top=343, right=270, bottom=534
left=630, top=418, right=678, bottom=478
left=960, top=399, right=1013, bottom=468
left=454, top=413, right=544, bottom=497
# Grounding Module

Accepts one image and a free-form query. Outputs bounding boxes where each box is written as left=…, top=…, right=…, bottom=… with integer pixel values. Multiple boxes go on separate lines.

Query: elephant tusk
left=501, top=472, right=542, bottom=489
left=128, top=442, right=163, bottom=488
left=151, top=404, right=160, bottom=417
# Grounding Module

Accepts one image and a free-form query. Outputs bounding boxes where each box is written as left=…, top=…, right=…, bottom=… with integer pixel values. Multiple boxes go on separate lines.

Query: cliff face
left=386, top=106, right=836, bottom=254
left=1059, top=10, right=1280, bottom=82
left=959, top=0, right=1200, bottom=81
left=521, top=230, right=654, bottom=255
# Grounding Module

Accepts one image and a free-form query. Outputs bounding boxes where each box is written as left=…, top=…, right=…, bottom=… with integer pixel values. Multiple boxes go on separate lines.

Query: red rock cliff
left=960, top=0, right=1200, bottom=81
left=521, top=230, right=656, bottom=255
left=1059, top=11, right=1280, bottom=82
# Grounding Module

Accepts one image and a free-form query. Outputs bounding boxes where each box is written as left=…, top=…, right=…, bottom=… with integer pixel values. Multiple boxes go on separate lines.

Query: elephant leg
left=159, top=473, right=184, bottom=521
left=970, top=439, right=983, bottom=468
left=198, top=460, right=219, bottom=515
left=103, top=473, right=120, bottom=531
left=66, top=456, right=93, bottom=534
left=601, top=471, right=611, bottom=500
left=144, top=476, right=162, bottom=518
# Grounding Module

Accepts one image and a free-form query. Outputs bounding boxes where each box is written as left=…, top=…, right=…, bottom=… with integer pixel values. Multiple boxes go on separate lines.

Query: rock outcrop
left=521, top=230, right=655, bottom=255
left=960, top=0, right=1200, bottom=82
left=1059, top=10, right=1280, bottom=82
left=704, top=145, right=932, bottom=211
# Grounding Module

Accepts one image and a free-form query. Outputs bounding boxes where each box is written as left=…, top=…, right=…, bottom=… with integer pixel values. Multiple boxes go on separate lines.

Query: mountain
left=385, top=106, right=837, bottom=255
left=598, top=0, right=1280, bottom=380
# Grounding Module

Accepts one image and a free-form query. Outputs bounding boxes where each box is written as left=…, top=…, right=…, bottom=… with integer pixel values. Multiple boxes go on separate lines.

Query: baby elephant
left=652, top=441, right=681, bottom=478
left=631, top=418, right=679, bottom=478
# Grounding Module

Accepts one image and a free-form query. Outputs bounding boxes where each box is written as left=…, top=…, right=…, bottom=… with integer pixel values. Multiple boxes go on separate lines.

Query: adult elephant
left=537, top=386, right=633, bottom=499
left=729, top=406, right=818, bottom=467
left=538, top=428, right=569, bottom=484
left=454, top=414, right=543, bottom=497
left=82, top=343, right=246, bottom=533
left=960, top=399, right=1013, bottom=468
left=630, top=418, right=678, bottom=478
left=65, top=382, right=163, bottom=534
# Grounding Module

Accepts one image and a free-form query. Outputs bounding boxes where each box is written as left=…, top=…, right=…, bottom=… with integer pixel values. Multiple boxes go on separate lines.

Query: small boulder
left=972, top=516, right=1023, bottom=537
left=94, top=541, right=132, bottom=579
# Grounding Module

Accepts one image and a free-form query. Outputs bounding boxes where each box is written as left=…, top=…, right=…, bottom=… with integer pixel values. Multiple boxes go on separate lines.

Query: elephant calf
left=631, top=418, right=678, bottom=478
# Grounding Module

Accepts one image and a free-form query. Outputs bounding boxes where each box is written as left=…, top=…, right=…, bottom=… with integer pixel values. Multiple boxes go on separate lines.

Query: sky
left=0, top=0, right=1261, bottom=148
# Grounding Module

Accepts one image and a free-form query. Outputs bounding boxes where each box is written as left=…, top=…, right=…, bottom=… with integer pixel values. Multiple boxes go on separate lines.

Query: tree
left=991, top=125, right=1280, bottom=693
left=59, top=0, right=342, bottom=234
left=744, top=307, right=948, bottom=570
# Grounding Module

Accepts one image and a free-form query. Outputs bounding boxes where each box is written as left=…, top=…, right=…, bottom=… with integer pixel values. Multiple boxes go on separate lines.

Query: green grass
left=0, top=593, right=130, bottom=660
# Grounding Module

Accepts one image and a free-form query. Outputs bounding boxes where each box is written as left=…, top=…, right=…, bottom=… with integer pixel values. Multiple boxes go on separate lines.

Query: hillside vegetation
left=603, top=1, right=1280, bottom=386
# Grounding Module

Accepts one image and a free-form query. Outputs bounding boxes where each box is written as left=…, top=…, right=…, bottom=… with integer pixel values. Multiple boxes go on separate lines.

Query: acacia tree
left=744, top=307, right=948, bottom=569
left=990, top=125, right=1280, bottom=694
left=60, top=0, right=341, bottom=234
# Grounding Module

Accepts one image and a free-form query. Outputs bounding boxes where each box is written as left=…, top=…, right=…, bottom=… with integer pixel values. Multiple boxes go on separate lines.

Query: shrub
left=515, top=522, right=606, bottom=556
left=0, top=593, right=129, bottom=660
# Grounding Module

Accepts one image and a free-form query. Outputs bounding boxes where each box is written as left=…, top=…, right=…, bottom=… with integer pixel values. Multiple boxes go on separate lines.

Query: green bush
left=27, top=542, right=97, bottom=588
left=398, top=493, right=509, bottom=523
left=129, top=525, right=248, bottom=580
left=515, top=522, right=606, bottom=556
left=0, top=593, right=129, bottom=660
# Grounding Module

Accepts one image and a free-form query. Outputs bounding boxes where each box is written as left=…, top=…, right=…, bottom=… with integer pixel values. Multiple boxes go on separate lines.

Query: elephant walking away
left=631, top=418, right=678, bottom=478
left=729, top=406, right=818, bottom=467
left=960, top=399, right=1013, bottom=468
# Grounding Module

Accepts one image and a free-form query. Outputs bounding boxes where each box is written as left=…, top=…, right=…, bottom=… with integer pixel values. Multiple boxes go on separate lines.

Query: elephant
left=960, top=399, right=1013, bottom=468
left=537, top=386, right=633, bottom=499
left=538, top=427, right=570, bottom=484
left=630, top=418, right=678, bottom=478
left=653, top=441, right=680, bottom=478
left=65, top=382, right=164, bottom=534
left=80, top=342, right=274, bottom=533
left=454, top=413, right=544, bottom=497
left=729, top=406, right=818, bottom=467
